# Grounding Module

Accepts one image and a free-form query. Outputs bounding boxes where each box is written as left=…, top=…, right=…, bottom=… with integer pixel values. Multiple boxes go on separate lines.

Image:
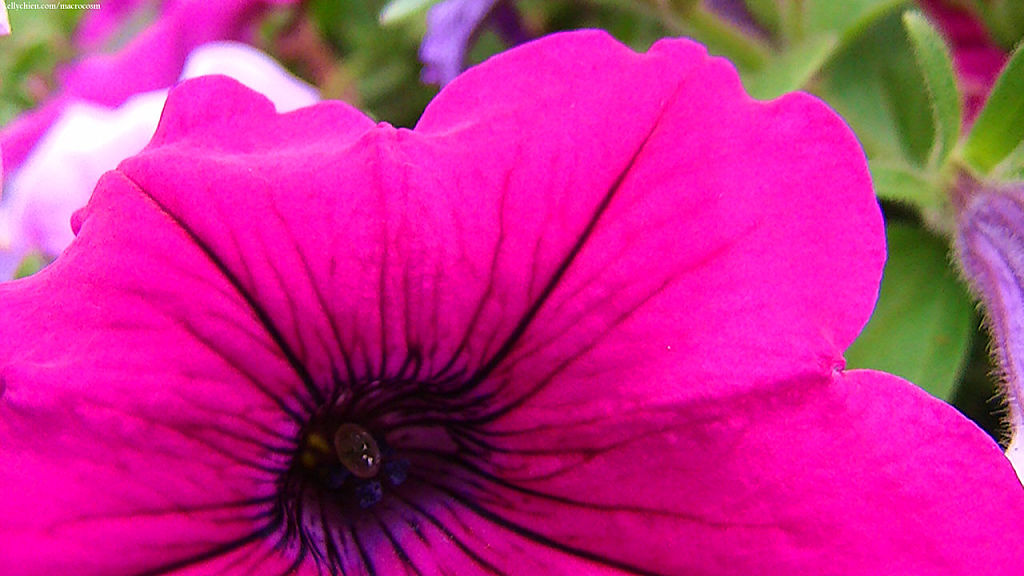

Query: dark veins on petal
left=115, top=105, right=674, bottom=575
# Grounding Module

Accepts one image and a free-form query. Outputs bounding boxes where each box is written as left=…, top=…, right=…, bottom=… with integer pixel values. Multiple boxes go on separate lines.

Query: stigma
left=296, top=421, right=410, bottom=510
left=333, top=423, right=382, bottom=479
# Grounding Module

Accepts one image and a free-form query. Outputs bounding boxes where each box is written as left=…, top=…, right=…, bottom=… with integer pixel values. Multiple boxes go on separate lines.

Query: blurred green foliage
left=304, top=0, right=436, bottom=127
left=0, top=7, right=81, bottom=126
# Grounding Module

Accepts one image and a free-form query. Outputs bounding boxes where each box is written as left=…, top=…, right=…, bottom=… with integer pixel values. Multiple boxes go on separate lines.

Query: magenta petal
left=0, top=171, right=309, bottom=574
left=413, top=31, right=884, bottom=403
left=0, top=82, right=374, bottom=575
left=462, top=369, right=1024, bottom=573
left=2, top=31, right=1022, bottom=574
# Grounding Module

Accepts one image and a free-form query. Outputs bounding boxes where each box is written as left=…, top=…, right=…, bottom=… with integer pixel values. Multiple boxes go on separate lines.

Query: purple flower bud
left=705, top=0, right=764, bottom=36
left=955, top=176, right=1024, bottom=480
left=419, top=0, right=529, bottom=86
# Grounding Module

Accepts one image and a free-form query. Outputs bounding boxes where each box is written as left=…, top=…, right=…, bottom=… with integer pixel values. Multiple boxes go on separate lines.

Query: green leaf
left=379, top=0, right=441, bottom=25
left=902, top=11, right=961, bottom=167
left=744, top=33, right=838, bottom=99
left=817, top=11, right=933, bottom=165
left=845, top=222, right=975, bottom=400
left=13, top=252, right=49, bottom=279
left=806, top=0, right=909, bottom=42
left=869, top=159, right=939, bottom=208
left=0, top=7, right=82, bottom=125
left=962, top=41, right=1024, bottom=174
left=996, top=139, right=1024, bottom=180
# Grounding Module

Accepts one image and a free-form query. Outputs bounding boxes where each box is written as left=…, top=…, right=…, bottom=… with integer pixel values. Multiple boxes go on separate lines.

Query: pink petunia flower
left=0, top=41, right=319, bottom=280
left=1, top=31, right=1022, bottom=574
left=0, top=0, right=297, bottom=181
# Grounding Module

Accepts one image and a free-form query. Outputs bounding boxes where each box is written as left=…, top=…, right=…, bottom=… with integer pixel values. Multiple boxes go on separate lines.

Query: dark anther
left=356, top=480, right=384, bottom=508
